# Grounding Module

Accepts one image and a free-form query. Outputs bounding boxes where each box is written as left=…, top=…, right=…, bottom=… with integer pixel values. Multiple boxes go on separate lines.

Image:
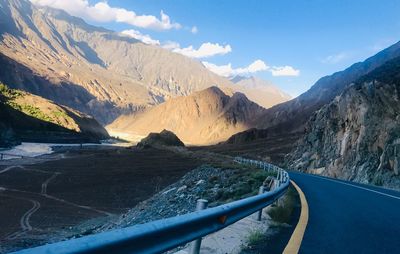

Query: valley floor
left=0, top=143, right=300, bottom=253
left=0, top=147, right=202, bottom=253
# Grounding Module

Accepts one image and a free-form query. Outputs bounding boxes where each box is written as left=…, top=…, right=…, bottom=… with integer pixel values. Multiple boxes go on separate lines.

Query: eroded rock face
left=287, top=58, right=400, bottom=189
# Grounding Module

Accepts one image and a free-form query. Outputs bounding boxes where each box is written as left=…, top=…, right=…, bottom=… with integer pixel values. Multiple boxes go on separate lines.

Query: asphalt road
left=289, top=171, right=400, bottom=254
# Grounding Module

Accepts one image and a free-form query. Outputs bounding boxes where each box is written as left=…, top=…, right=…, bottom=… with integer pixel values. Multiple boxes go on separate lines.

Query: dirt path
left=20, top=200, right=41, bottom=231
left=1, top=193, right=41, bottom=240
left=3, top=187, right=112, bottom=216
left=0, top=165, right=25, bottom=174
left=42, top=193, right=112, bottom=216
left=41, top=172, right=60, bottom=195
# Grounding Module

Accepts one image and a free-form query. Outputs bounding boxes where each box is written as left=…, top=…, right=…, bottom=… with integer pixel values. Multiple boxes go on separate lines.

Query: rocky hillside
left=108, top=86, right=266, bottom=145
left=0, top=0, right=234, bottom=124
left=230, top=76, right=291, bottom=109
left=0, top=82, right=108, bottom=147
left=287, top=57, right=400, bottom=189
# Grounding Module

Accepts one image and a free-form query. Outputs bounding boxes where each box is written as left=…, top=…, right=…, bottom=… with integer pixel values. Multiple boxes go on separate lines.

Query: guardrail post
left=189, top=199, right=209, bottom=254
left=257, top=186, right=264, bottom=221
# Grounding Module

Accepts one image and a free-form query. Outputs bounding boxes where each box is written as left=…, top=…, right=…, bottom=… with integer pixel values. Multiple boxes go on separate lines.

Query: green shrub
left=246, top=230, right=265, bottom=246
left=0, top=83, right=23, bottom=99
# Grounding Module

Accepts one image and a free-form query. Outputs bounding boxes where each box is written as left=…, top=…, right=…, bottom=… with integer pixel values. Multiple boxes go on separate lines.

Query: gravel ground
left=97, top=165, right=236, bottom=231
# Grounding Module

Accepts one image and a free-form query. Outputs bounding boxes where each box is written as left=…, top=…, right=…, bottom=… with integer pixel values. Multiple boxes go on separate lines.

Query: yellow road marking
left=283, top=180, right=309, bottom=254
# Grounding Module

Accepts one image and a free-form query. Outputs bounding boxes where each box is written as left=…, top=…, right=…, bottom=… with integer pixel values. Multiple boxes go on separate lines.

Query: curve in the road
left=289, top=171, right=400, bottom=254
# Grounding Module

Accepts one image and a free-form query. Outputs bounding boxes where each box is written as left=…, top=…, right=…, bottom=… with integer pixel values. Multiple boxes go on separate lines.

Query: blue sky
left=32, top=0, right=400, bottom=97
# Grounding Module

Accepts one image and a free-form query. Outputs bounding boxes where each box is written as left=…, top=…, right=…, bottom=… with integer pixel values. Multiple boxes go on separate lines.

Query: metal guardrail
left=11, top=157, right=290, bottom=254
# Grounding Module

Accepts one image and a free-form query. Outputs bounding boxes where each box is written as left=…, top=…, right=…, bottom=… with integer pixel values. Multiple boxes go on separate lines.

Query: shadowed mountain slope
left=0, top=83, right=108, bottom=147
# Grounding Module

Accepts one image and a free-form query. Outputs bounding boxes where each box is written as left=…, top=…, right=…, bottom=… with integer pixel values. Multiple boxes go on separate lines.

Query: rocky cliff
left=287, top=57, right=400, bottom=189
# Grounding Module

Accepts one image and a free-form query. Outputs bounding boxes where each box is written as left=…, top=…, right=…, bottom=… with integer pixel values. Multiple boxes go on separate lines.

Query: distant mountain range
left=0, top=0, right=290, bottom=127
left=230, top=76, right=292, bottom=108
left=108, top=86, right=265, bottom=145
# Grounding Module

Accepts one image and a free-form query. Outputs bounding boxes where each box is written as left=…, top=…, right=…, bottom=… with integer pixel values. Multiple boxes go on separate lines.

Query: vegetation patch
left=246, top=229, right=266, bottom=246
left=0, top=82, right=69, bottom=125
left=0, top=82, right=24, bottom=100
left=204, top=162, right=277, bottom=205
left=267, top=185, right=297, bottom=223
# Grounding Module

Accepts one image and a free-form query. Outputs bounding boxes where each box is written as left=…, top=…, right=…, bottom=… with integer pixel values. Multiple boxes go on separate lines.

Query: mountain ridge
left=108, top=86, right=266, bottom=145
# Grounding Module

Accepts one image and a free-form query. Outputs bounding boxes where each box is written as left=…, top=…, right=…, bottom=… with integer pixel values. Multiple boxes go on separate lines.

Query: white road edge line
left=302, top=173, right=400, bottom=201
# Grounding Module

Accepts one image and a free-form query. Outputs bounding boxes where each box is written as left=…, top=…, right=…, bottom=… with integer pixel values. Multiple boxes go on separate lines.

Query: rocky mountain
left=0, top=0, right=287, bottom=126
left=0, top=82, right=108, bottom=147
left=0, top=0, right=236, bottom=124
left=108, top=86, right=266, bottom=145
left=287, top=57, right=400, bottom=189
left=224, top=40, right=400, bottom=162
left=230, top=76, right=291, bottom=108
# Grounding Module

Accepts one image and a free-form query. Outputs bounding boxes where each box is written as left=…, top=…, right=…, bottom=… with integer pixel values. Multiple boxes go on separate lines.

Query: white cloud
left=191, top=26, right=198, bottom=34
left=203, top=60, right=300, bottom=77
left=202, top=62, right=235, bottom=77
left=321, top=52, right=348, bottom=64
left=270, top=66, right=300, bottom=76
left=30, top=0, right=181, bottom=30
left=121, top=29, right=160, bottom=45
left=202, top=60, right=269, bottom=77
left=236, top=60, right=268, bottom=74
left=172, top=42, right=232, bottom=58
